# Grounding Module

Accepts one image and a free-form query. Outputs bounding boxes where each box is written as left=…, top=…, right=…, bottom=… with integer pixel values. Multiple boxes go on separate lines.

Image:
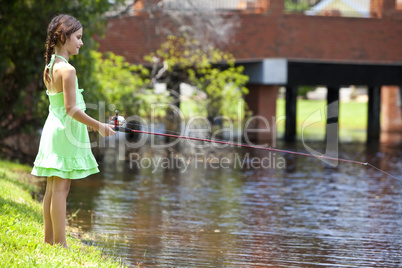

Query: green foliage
left=146, top=36, right=236, bottom=71
left=145, top=35, right=249, bottom=120
left=284, top=0, right=316, bottom=12
left=201, top=65, right=249, bottom=119
left=298, top=86, right=316, bottom=99
left=91, top=51, right=171, bottom=118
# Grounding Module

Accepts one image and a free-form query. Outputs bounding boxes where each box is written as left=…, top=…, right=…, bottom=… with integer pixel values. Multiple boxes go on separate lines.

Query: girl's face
left=65, top=28, right=83, bottom=55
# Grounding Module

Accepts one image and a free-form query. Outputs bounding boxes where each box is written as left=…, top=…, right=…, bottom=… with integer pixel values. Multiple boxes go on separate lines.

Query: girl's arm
left=62, top=66, right=115, bottom=137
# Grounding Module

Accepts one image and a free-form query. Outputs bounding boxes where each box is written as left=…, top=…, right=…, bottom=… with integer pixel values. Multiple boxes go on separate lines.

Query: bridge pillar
left=244, top=84, right=278, bottom=143
left=285, top=86, right=297, bottom=142
left=326, top=87, right=340, bottom=140
left=367, top=86, right=381, bottom=143
left=381, top=86, right=402, bottom=132
left=381, top=86, right=402, bottom=143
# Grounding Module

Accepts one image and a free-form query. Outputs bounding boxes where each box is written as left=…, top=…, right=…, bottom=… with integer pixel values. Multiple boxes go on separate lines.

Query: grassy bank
left=0, top=160, right=126, bottom=268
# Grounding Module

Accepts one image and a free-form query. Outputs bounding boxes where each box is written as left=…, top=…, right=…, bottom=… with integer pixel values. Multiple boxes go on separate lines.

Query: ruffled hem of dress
left=33, top=154, right=98, bottom=172
left=31, top=166, right=99, bottom=180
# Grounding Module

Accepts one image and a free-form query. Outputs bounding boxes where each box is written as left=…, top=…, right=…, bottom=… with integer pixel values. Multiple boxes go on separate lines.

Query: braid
left=44, top=17, right=60, bottom=83
left=44, top=33, right=57, bottom=83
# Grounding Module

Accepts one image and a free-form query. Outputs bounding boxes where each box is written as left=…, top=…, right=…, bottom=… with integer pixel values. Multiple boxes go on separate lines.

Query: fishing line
left=111, top=112, right=401, bottom=181
left=365, top=163, right=402, bottom=181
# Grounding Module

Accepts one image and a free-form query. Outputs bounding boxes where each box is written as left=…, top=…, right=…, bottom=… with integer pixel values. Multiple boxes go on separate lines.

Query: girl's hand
left=98, top=123, right=116, bottom=137
left=87, top=125, right=96, bottom=132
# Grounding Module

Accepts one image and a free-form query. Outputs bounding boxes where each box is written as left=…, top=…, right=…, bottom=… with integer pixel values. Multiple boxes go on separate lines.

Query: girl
left=32, top=14, right=116, bottom=248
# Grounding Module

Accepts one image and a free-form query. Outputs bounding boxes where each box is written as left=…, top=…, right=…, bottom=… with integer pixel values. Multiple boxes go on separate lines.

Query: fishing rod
left=110, top=111, right=401, bottom=181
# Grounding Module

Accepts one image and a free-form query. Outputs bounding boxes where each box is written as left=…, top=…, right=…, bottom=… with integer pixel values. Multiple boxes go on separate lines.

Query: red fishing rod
left=110, top=111, right=400, bottom=181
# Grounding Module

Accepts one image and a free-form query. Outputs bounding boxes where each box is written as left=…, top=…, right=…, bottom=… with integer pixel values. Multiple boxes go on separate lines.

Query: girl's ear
left=60, top=33, right=67, bottom=44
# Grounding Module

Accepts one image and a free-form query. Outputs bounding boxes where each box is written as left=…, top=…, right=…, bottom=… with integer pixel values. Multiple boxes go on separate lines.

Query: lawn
left=0, top=160, right=127, bottom=268
left=276, top=98, right=368, bottom=142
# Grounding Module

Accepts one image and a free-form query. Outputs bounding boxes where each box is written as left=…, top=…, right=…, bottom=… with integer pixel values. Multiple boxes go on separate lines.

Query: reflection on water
left=67, top=141, right=402, bottom=267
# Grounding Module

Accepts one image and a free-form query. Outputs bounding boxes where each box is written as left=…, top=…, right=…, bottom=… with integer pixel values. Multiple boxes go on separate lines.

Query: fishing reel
left=110, top=110, right=129, bottom=132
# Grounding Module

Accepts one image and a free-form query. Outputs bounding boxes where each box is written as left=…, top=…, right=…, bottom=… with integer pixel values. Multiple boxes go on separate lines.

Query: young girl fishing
left=31, top=14, right=116, bottom=248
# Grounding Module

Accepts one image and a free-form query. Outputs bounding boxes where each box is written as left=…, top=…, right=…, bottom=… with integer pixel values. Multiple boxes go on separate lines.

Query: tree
left=91, top=51, right=171, bottom=119
left=145, top=35, right=249, bottom=123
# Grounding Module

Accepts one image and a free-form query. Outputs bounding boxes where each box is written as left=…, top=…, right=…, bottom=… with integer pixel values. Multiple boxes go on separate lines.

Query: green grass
left=0, top=160, right=127, bottom=268
left=276, top=98, right=368, bottom=141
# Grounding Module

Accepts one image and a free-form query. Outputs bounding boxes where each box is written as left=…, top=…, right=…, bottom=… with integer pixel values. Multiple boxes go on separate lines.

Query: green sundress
left=31, top=55, right=99, bottom=179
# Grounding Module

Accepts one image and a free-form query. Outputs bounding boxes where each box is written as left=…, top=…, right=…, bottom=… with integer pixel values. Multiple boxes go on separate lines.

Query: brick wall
left=227, top=14, right=402, bottom=63
left=95, top=16, right=164, bottom=64
left=97, top=6, right=402, bottom=65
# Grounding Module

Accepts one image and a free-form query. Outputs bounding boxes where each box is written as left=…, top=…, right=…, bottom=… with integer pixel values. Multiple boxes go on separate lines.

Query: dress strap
left=55, top=54, right=68, bottom=63
left=46, top=54, right=69, bottom=79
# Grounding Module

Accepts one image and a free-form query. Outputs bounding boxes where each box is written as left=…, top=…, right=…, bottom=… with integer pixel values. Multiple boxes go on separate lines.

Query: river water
left=66, top=138, right=402, bottom=267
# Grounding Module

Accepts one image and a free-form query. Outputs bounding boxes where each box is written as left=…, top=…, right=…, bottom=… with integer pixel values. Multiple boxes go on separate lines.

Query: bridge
left=97, top=0, right=402, bottom=143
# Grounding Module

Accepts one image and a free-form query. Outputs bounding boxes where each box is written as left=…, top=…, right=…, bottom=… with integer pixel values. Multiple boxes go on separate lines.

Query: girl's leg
left=43, top=176, right=54, bottom=244
left=50, top=176, right=71, bottom=248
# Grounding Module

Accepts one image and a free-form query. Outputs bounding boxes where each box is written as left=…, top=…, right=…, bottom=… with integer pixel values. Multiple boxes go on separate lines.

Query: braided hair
left=44, top=14, right=82, bottom=83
